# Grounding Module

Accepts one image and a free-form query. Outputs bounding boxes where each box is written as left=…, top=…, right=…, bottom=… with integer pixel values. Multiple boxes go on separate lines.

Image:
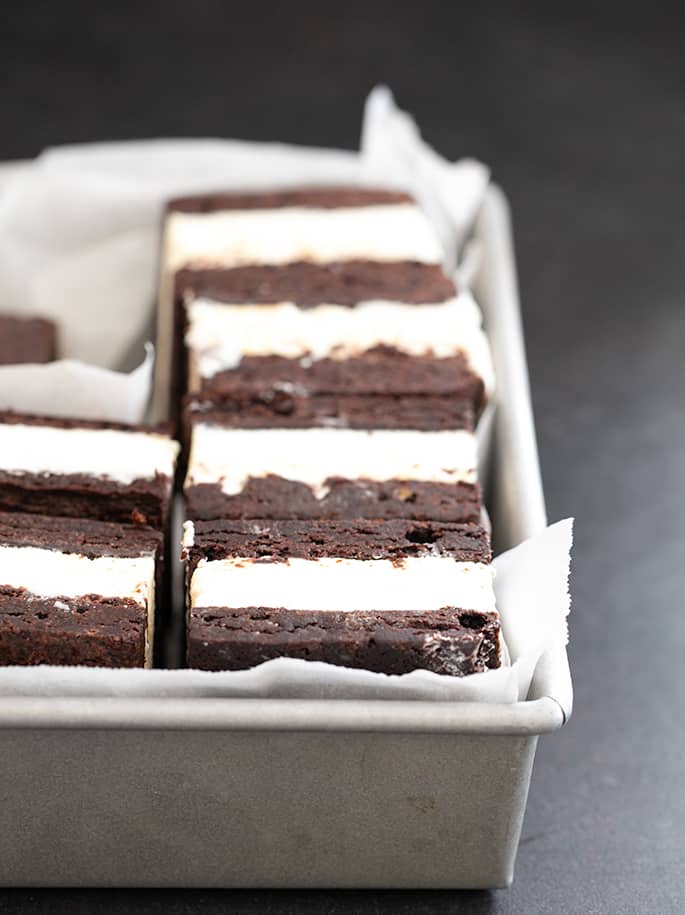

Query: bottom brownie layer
left=186, top=478, right=482, bottom=523
left=188, top=608, right=501, bottom=676
left=194, top=351, right=485, bottom=415
left=0, top=473, right=170, bottom=529
left=0, top=590, right=146, bottom=667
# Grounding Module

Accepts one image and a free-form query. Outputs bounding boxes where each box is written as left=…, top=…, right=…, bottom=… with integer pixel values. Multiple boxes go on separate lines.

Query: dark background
left=2, top=2, right=684, bottom=912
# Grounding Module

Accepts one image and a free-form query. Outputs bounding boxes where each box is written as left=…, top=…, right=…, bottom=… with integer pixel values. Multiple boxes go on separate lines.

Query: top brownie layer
left=0, top=511, right=162, bottom=559
left=167, top=187, right=415, bottom=214
left=184, top=518, right=490, bottom=566
left=0, top=315, right=57, bottom=365
left=175, top=261, right=456, bottom=307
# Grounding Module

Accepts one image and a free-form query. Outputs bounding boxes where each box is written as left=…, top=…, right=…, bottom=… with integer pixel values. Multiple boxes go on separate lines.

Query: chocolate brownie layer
left=0, top=592, right=146, bottom=667
left=0, top=412, right=179, bottom=528
left=175, top=261, right=456, bottom=307
left=0, top=471, right=172, bottom=529
left=0, top=410, right=172, bottom=435
left=178, top=308, right=490, bottom=440
left=0, top=512, right=162, bottom=668
left=188, top=608, right=501, bottom=676
left=0, top=511, right=162, bottom=558
left=186, top=478, right=482, bottom=523
left=0, top=315, right=56, bottom=365
left=168, top=187, right=414, bottom=214
left=185, top=519, right=490, bottom=568
left=195, top=350, right=485, bottom=408
left=186, top=396, right=474, bottom=431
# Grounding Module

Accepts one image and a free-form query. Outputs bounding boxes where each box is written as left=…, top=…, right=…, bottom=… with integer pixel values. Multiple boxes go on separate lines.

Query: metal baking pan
left=0, top=184, right=572, bottom=889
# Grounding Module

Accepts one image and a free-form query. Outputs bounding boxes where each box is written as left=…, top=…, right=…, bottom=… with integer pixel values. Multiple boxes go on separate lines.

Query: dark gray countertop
left=1, top=2, right=684, bottom=912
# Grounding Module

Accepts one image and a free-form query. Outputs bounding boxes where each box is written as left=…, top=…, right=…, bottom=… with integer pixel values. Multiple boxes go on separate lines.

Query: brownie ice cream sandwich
left=0, top=412, right=179, bottom=528
left=184, top=401, right=482, bottom=523
left=178, top=275, right=492, bottom=418
left=0, top=512, right=162, bottom=667
left=183, top=518, right=501, bottom=676
left=0, top=315, right=57, bottom=365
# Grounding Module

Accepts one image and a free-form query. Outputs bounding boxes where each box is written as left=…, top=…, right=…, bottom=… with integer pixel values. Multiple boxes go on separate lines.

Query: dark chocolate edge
left=167, top=186, right=415, bottom=214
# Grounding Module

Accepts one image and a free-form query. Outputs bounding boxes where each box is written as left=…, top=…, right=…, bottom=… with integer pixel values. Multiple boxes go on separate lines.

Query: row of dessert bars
left=0, top=410, right=179, bottom=667
left=0, top=315, right=181, bottom=667
left=163, top=187, right=502, bottom=675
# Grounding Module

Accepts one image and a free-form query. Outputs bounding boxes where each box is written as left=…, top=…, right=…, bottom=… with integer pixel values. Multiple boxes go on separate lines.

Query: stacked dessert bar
left=163, top=186, right=501, bottom=676
left=0, top=413, right=179, bottom=667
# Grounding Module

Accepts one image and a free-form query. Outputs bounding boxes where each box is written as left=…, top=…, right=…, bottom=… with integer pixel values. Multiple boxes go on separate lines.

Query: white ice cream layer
left=164, top=204, right=443, bottom=271
left=0, top=545, right=155, bottom=606
left=190, top=557, right=496, bottom=614
left=0, top=423, right=179, bottom=485
left=184, top=292, right=493, bottom=391
left=185, top=426, right=478, bottom=496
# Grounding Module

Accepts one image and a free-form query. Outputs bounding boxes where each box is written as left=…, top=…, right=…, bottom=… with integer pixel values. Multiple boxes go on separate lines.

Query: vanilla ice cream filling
left=165, top=204, right=443, bottom=271
left=0, top=424, right=179, bottom=485
left=184, top=292, right=493, bottom=394
left=186, top=426, right=478, bottom=497
left=190, top=556, right=496, bottom=615
left=0, top=545, right=154, bottom=604
left=0, top=545, right=157, bottom=666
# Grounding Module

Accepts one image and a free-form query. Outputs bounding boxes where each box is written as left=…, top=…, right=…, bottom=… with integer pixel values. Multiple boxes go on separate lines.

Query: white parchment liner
left=0, top=88, right=571, bottom=700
